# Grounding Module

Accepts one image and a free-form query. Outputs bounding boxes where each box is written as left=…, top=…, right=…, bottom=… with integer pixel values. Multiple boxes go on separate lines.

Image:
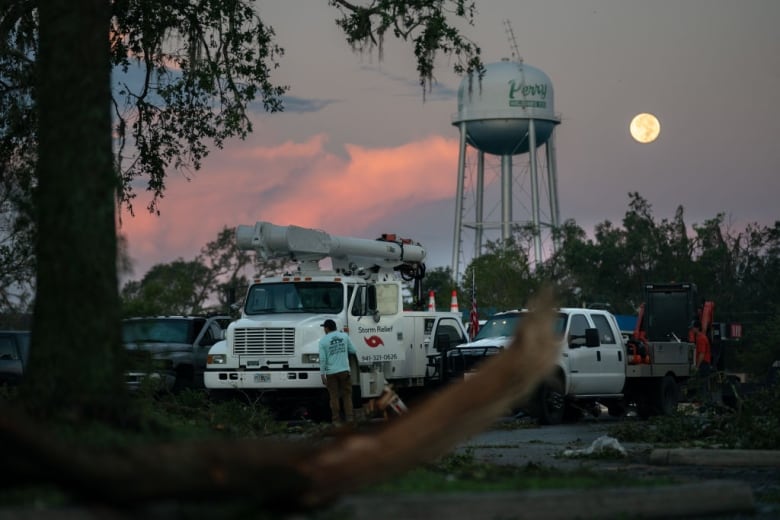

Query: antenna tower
left=503, top=19, right=522, bottom=63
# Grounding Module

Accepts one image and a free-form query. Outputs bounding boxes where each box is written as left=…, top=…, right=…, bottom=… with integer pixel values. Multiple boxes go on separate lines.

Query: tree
left=2, top=1, right=482, bottom=418
left=121, top=259, right=210, bottom=316
left=25, top=0, right=127, bottom=418
left=462, top=238, right=537, bottom=313
left=419, top=266, right=455, bottom=311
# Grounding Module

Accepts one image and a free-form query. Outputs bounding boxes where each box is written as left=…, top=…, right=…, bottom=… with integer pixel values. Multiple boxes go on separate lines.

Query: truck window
left=436, top=319, right=466, bottom=347
left=375, top=284, right=399, bottom=316
left=351, top=286, right=367, bottom=316
left=591, top=315, right=617, bottom=344
left=245, top=282, right=343, bottom=315
left=568, top=314, right=590, bottom=344
left=475, top=314, right=521, bottom=340
left=121, top=319, right=193, bottom=344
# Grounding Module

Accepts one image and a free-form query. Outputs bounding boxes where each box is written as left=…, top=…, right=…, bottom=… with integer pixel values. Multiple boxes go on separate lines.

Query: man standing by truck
left=319, top=319, right=357, bottom=425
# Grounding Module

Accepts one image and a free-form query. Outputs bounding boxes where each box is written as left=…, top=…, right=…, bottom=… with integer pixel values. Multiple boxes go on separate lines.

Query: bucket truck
left=204, top=221, right=468, bottom=417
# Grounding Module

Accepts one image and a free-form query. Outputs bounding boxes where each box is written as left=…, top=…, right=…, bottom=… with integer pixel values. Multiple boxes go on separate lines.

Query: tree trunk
left=25, top=0, right=128, bottom=418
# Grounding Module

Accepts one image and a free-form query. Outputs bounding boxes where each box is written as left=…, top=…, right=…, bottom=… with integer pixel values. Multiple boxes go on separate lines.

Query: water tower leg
left=451, top=122, right=468, bottom=283
left=474, top=151, right=485, bottom=258
left=546, top=132, right=561, bottom=252
left=528, top=118, right=543, bottom=266
left=501, top=154, right=512, bottom=242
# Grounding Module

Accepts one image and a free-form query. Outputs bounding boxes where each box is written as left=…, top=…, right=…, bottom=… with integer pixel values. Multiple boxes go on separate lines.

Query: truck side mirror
left=585, top=328, right=601, bottom=347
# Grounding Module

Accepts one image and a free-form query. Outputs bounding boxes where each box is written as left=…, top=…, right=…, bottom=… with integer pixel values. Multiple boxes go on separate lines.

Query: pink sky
left=119, top=134, right=461, bottom=280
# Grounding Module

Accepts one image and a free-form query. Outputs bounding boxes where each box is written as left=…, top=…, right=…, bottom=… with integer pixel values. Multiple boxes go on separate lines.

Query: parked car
left=0, top=330, right=31, bottom=385
left=123, top=316, right=230, bottom=391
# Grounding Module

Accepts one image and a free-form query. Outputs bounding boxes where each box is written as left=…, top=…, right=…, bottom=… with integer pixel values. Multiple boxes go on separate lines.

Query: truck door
left=348, top=282, right=407, bottom=364
left=565, top=313, right=602, bottom=394
left=590, top=314, right=626, bottom=394
left=428, top=317, right=467, bottom=377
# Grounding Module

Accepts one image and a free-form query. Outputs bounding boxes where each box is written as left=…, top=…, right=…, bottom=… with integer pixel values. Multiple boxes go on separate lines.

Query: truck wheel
left=657, top=375, right=679, bottom=416
left=537, top=377, right=565, bottom=425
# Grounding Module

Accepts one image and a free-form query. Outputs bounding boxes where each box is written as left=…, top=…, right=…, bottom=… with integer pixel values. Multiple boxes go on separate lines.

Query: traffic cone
left=427, top=290, right=436, bottom=312
left=450, top=290, right=459, bottom=312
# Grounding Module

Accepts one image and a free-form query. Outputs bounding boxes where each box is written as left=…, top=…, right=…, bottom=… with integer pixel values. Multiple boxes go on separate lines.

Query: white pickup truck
left=447, top=306, right=693, bottom=424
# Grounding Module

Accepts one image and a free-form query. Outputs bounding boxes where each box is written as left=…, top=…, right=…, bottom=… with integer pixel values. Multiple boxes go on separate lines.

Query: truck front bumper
left=204, top=369, right=322, bottom=390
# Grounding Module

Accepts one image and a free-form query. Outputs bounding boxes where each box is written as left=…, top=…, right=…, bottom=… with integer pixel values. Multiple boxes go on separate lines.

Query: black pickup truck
left=0, top=330, right=31, bottom=385
left=123, top=315, right=230, bottom=391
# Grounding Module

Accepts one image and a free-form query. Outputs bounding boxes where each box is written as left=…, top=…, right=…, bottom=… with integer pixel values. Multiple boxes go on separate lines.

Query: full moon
left=629, top=113, right=660, bottom=143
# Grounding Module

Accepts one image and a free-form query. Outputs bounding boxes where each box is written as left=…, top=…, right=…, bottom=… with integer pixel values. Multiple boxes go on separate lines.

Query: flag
left=469, top=277, right=479, bottom=341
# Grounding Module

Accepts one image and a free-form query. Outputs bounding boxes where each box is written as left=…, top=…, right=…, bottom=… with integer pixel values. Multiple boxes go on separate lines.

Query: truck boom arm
left=236, top=221, right=426, bottom=272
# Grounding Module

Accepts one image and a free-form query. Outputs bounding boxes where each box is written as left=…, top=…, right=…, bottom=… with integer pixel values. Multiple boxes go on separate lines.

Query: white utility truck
left=448, top=301, right=695, bottom=424
left=204, top=221, right=468, bottom=417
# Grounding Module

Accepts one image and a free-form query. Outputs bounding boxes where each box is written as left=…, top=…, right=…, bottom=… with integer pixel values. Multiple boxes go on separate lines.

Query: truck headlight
left=207, top=354, right=227, bottom=365
left=302, top=353, right=319, bottom=364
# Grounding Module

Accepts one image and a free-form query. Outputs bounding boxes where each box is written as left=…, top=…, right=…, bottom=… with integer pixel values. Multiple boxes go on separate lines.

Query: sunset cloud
left=119, top=134, right=460, bottom=280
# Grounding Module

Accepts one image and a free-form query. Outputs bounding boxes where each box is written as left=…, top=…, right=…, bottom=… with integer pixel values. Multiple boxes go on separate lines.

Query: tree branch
left=0, top=291, right=559, bottom=511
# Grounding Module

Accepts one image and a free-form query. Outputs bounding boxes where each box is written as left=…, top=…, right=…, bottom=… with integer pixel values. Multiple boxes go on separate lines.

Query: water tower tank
left=454, top=59, right=558, bottom=155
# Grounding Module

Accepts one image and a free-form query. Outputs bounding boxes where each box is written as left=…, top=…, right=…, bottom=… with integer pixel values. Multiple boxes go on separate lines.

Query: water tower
left=451, top=58, right=561, bottom=282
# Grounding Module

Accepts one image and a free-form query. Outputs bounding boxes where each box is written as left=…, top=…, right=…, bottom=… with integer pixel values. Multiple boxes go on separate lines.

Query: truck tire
left=657, top=375, right=679, bottom=416
left=536, top=377, right=565, bottom=425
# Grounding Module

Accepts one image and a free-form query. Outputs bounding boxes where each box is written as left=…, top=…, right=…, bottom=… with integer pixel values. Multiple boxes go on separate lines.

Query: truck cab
left=448, top=307, right=627, bottom=423
left=123, top=315, right=229, bottom=391
left=449, top=308, right=626, bottom=395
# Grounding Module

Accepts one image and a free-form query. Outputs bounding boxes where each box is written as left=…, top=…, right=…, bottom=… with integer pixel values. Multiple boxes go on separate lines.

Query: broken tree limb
left=0, top=290, right=559, bottom=512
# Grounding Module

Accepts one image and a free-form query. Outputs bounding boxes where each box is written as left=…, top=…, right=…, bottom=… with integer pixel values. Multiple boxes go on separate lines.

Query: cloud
left=119, top=133, right=460, bottom=280
left=359, top=64, right=459, bottom=100
left=247, top=95, right=338, bottom=114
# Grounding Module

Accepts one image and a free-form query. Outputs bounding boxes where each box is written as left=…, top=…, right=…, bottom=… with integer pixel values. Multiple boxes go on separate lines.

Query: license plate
left=254, top=373, right=271, bottom=383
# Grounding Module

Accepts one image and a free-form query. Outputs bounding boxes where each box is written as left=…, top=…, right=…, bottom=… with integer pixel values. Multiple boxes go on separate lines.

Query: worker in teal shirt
left=319, top=319, right=357, bottom=424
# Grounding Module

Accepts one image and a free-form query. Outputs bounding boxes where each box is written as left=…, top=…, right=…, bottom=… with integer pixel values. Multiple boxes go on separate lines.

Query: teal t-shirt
left=318, top=331, right=357, bottom=375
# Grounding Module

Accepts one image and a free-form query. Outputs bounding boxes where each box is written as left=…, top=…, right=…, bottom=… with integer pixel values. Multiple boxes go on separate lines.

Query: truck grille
left=233, top=327, right=296, bottom=356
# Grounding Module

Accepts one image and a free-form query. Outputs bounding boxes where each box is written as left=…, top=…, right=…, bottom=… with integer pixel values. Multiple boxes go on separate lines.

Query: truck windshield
left=474, top=313, right=567, bottom=340
left=122, top=319, right=194, bottom=344
left=244, top=282, right=343, bottom=315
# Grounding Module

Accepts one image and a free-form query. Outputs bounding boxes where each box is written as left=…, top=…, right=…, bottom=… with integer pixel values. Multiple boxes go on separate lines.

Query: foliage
left=121, top=259, right=210, bottom=316
left=461, top=237, right=537, bottom=314
left=109, top=0, right=287, bottom=215
left=416, top=265, right=455, bottom=311
left=731, top=306, right=780, bottom=376
left=608, top=381, right=780, bottom=450
left=329, top=0, right=482, bottom=95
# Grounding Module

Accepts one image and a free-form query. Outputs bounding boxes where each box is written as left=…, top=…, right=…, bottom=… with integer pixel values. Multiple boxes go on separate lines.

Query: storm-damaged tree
left=0, top=0, right=482, bottom=418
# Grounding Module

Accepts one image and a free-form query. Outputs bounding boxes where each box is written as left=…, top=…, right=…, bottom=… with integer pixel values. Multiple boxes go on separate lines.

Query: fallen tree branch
left=0, top=290, right=559, bottom=512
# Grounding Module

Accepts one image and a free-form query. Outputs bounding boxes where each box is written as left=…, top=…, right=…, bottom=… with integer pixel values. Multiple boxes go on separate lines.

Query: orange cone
left=450, top=290, right=459, bottom=312
left=427, top=290, right=436, bottom=312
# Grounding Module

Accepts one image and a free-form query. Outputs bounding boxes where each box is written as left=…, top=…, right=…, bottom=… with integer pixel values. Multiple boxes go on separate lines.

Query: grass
left=367, top=449, right=674, bottom=494
left=3, top=380, right=779, bottom=511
